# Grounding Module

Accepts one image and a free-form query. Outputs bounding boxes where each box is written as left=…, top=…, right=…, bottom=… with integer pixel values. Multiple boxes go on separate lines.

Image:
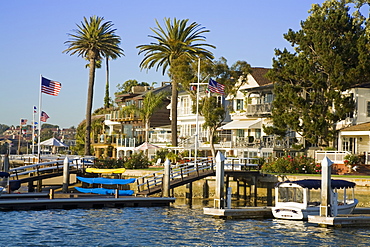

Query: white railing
left=136, top=158, right=214, bottom=193
left=315, top=151, right=350, bottom=164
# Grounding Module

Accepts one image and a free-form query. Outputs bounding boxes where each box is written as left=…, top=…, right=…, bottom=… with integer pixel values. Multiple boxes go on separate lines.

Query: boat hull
left=272, top=199, right=358, bottom=220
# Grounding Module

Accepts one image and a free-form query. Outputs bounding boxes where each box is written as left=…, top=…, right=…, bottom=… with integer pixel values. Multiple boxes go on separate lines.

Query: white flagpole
left=38, top=75, right=42, bottom=162
left=32, top=106, right=35, bottom=155
left=194, top=57, right=200, bottom=166
left=18, top=119, right=22, bottom=155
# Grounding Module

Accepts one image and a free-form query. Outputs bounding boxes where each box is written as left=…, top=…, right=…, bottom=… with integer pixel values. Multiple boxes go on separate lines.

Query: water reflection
left=0, top=200, right=369, bottom=246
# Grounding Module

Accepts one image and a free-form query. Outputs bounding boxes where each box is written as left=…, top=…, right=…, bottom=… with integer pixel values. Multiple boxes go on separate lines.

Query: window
left=255, top=129, right=261, bottom=139
left=181, top=97, right=191, bottom=115
left=236, top=129, right=244, bottom=138
left=236, top=99, right=243, bottom=110
left=367, top=101, right=370, bottom=117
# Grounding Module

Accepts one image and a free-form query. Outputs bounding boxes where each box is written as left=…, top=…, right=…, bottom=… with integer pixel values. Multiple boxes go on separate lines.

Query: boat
left=272, top=179, right=358, bottom=220
left=85, top=167, right=126, bottom=174
left=75, top=176, right=135, bottom=196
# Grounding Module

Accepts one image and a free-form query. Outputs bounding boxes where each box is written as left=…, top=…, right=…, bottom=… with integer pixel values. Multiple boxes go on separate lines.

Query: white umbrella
left=134, top=142, right=159, bottom=151
left=40, top=137, right=68, bottom=147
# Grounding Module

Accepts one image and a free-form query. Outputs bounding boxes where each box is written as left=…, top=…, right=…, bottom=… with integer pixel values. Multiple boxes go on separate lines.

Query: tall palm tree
left=64, top=16, right=124, bottom=155
left=137, top=18, right=215, bottom=146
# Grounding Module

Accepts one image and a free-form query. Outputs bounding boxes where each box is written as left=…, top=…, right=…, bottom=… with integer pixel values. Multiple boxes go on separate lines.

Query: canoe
left=85, top=168, right=126, bottom=174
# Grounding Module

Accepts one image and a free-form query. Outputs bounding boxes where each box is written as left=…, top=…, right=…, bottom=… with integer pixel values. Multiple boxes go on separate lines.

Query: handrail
left=136, top=157, right=214, bottom=193
left=7, top=157, right=92, bottom=179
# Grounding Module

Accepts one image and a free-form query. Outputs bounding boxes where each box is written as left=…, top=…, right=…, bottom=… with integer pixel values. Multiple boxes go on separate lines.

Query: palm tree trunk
left=145, top=120, right=149, bottom=143
left=171, top=81, right=178, bottom=146
left=104, top=57, right=110, bottom=108
left=85, top=57, right=96, bottom=155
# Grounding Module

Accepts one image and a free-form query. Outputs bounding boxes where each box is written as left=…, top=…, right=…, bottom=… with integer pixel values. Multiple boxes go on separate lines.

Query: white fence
left=315, top=151, right=350, bottom=164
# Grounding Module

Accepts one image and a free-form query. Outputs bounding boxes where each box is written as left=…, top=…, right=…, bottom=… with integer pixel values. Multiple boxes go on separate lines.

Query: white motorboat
left=272, top=179, right=358, bottom=220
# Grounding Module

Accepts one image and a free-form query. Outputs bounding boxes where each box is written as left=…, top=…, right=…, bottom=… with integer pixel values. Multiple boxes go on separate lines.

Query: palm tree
left=137, top=18, right=215, bottom=146
left=63, top=16, right=124, bottom=155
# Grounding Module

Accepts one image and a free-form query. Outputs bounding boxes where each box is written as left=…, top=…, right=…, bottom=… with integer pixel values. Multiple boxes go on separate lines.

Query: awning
left=219, top=119, right=261, bottom=130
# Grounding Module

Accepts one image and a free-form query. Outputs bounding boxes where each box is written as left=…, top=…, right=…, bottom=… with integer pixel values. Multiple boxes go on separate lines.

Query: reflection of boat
left=272, top=179, right=358, bottom=220
left=85, top=168, right=126, bottom=174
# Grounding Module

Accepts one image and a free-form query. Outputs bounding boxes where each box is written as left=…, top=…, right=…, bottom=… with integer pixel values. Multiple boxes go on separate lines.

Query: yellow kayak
left=85, top=168, right=126, bottom=174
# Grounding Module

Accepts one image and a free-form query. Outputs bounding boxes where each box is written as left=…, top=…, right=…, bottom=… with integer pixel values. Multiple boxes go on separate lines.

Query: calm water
left=0, top=200, right=369, bottom=247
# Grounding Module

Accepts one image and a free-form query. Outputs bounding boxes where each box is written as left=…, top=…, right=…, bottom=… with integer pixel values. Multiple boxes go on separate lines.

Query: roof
left=340, top=122, right=370, bottom=132
left=250, top=67, right=272, bottom=87
left=220, top=119, right=261, bottom=130
left=277, top=179, right=356, bottom=189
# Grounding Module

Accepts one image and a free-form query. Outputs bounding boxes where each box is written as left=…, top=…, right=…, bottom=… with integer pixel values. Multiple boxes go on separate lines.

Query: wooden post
left=267, top=182, right=273, bottom=206
left=49, top=188, right=54, bottom=199
left=62, top=157, right=70, bottom=193
left=115, top=189, right=119, bottom=198
left=162, top=158, right=171, bottom=197
left=253, top=176, right=258, bottom=207
left=236, top=180, right=240, bottom=200
left=203, top=180, right=209, bottom=199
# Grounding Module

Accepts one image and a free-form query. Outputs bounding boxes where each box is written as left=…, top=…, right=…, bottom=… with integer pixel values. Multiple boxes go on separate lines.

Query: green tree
left=0, top=124, right=10, bottom=134
left=64, top=16, right=124, bottom=155
left=266, top=0, right=370, bottom=147
left=137, top=18, right=215, bottom=146
left=195, top=58, right=251, bottom=158
left=115, top=79, right=150, bottom=94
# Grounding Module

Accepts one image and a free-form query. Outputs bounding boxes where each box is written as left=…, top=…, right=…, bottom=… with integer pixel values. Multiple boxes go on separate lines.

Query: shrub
left=344, top=154, right=359, bottom=165
left=92, top=153, right=150, bottom=169
left=261, top=155, right=320, bottom=174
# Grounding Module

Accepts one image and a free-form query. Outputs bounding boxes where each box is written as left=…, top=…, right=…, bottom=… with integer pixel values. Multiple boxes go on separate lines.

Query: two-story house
left=219, top=67, right=304, bottom=158
left=96, top=84, right=171, bottom=158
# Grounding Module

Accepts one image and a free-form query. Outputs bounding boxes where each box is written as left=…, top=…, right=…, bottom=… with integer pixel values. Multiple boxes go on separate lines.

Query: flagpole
left=194, top=57, right=200, bottom=167
left=32, top=106, right=35, bottom=155
left=38, top=75, right=42, bottom=162
left=18, top=119, right=22, bottom=155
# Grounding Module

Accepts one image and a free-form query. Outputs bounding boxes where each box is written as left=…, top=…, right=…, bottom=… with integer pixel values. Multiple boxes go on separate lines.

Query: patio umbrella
left=40, top=137, right=68, bottom=154
left=40, top=137, right=68, bottom=147
left=134, top=142, right=159, bottom=151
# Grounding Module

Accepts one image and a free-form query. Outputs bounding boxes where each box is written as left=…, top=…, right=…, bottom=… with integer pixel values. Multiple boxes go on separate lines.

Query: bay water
left=0, top=199, right=369, bottom=246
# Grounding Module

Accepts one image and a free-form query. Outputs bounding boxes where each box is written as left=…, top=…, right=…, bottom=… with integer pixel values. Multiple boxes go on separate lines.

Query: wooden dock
left=203, top=207, right=273, bottom=219
left=308, top=214, right=370, bottom=227
left=0, top=193, right=175, bottom=210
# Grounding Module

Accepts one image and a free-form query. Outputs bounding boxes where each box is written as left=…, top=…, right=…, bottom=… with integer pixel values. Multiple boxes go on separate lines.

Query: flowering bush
left=343, top=154, right=359, bottom=165
left=93, top=152, right=150, bottom=169
left=261, top=155, right=320, bottom=174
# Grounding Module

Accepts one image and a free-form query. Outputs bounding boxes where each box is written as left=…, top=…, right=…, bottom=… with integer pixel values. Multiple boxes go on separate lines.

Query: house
left=337, top=86, right=370, bottom=156
left=98, top=84, right=171, bottom=158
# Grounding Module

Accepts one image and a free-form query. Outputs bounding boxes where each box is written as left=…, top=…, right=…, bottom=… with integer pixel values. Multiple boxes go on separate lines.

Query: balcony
left=106, top=110, right=141, bottom=122
left=245, top=103, right=272, bottom=117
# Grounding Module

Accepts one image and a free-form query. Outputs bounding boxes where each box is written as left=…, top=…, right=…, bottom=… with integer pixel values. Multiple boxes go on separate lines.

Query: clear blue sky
left=0, top=0, right=325, bottom=129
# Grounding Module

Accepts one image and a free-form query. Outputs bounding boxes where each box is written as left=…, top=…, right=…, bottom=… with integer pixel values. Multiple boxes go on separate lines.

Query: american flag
left=208, top=78, right=225, bottom=95
left=40, top=111, right=50, bottom=122
left=41, top=77, right=61, bottom=96
left=21, top=119, right=27, bottom=125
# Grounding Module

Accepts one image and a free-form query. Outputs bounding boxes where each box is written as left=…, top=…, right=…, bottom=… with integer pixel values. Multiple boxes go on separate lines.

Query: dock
left=203, top=207, right=273, bottom=219
left=0, top=193, right=175, bottom=210
left=308, top=214, right=370, bottom=227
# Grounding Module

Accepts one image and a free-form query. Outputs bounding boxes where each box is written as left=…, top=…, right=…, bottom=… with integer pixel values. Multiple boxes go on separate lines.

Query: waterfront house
left=99, top=84, right=171, bottom=158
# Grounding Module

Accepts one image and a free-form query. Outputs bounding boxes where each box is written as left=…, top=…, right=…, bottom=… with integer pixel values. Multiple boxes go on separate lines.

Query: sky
left=0, top=0, right=327, bottom=129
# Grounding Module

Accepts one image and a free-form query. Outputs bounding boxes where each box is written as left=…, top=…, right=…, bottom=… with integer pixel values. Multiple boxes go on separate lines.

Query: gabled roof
left=340, top=122, right=370, bottom=131
left=250, top=67, right=272, bottom=87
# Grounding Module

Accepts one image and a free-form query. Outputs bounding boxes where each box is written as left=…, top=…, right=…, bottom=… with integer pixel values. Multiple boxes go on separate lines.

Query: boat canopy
left=77, top=176, right=136, bottom=185
left=276, top=179, right=356, bottom=189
